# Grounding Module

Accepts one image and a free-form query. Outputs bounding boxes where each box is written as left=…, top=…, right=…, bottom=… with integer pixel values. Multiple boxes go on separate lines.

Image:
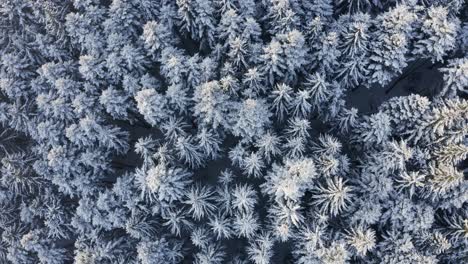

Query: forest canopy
left=0, top=0, right=467, bottom=263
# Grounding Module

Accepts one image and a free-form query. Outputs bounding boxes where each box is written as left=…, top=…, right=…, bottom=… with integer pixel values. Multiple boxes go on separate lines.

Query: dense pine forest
left=0, top=0, right=466, bottom=263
